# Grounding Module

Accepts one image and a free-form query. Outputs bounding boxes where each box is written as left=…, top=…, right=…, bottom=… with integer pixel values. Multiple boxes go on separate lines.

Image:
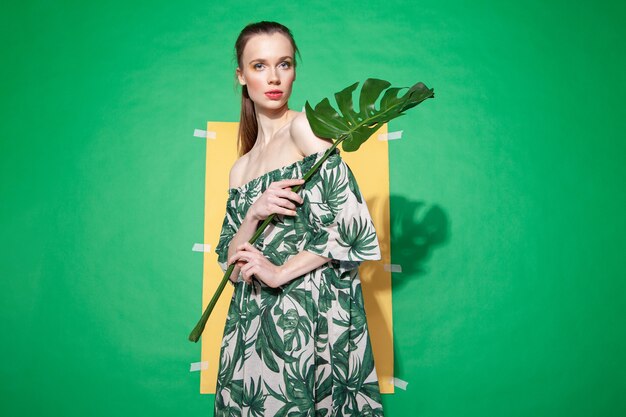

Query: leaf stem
left=188, top=137, right=346, bottom=342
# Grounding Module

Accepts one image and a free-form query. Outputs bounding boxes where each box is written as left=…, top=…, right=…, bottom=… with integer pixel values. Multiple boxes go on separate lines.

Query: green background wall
left=2, top=1, right=624, bottom=416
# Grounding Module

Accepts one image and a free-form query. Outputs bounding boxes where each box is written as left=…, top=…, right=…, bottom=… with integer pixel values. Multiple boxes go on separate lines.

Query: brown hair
left=234, top=21, right=299, bottom=156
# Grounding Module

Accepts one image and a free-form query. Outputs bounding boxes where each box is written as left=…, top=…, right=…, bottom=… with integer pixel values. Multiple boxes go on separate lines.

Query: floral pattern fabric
left=214, top=148, right=384, bottom=417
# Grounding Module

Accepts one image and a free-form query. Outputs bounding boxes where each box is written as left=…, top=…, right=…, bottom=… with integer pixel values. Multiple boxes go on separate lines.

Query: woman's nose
left=268, top=68, right=280, bottom=84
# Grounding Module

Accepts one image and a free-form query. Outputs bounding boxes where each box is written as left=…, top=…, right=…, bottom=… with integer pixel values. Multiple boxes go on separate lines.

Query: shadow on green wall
left=389, top=195, right=449, bottom=284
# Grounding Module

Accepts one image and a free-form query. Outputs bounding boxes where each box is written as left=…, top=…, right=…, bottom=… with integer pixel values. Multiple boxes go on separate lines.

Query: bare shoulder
left=289, top=111, right=333, bottom=156
left=228, top=153, right=249, bottom=189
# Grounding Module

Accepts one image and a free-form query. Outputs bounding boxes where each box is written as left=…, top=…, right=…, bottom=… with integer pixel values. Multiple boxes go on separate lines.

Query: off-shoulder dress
left=214, top=148, right=384, bottom=417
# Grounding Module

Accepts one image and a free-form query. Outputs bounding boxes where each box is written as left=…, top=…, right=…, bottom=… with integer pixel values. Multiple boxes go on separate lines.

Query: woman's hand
left=247, top=178, right=305, bottom=221
left=228, top=242, right=284, bottom=288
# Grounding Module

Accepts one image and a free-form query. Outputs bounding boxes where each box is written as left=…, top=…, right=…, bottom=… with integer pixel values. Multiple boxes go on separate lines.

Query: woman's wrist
left=243, top=208, right=261, bottom=224
left=278, top=251, right=330, bottom=287
left=274, top=265, right=289, bottom=287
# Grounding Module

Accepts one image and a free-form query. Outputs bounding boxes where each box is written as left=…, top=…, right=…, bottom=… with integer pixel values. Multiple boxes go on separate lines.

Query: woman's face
left=237, top=32, right=296, bottom=113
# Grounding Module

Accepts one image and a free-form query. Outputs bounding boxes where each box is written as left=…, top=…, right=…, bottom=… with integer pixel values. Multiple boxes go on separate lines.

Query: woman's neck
left=255, top=105, right=292, bottom=147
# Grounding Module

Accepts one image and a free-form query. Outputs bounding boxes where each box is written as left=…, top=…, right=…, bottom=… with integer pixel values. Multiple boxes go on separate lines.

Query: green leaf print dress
left=214, top=148, right=384, bottom=417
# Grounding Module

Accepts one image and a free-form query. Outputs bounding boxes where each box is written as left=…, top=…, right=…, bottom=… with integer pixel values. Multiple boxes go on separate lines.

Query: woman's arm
left=229, top=242, right=330, bottom=288
left=277, top=249, right=331, bottom=285
left=226, top=178, right=305, bottom=283
left=226, top=113, right=334, bottom=285
left=226, top=211, right=261, bottom=283
left=225, top=158, right=255, bottom=283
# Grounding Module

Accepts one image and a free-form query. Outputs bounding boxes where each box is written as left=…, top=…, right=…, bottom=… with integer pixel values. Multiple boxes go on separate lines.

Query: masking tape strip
left=189, top=361, right=209, bottom=372
left=384, top=263, right=403, bottom=273
left=193, top=129, right=217, bottom=139
left=192, top=243, right=211, bottom=252
left=391, top=377, right=408, bottom=390
left=378, top=130, right=403, bottom=141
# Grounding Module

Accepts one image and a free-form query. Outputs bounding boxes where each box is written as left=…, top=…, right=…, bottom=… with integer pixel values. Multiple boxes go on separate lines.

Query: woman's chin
left=255, top=100, right=290, bottom=113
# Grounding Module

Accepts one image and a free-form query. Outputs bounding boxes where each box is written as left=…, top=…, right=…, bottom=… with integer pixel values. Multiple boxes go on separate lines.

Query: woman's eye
left=253, top=63, right=264, bottom=70
left=279, top=61, right=291, bottom=69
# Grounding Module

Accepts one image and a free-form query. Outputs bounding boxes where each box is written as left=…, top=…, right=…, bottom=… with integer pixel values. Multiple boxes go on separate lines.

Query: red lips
left=265, top=90, right=283, bottom=100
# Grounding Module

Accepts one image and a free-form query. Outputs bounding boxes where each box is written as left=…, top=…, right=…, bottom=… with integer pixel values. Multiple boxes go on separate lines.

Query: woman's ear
left=236, top=68, right=246, bottom=86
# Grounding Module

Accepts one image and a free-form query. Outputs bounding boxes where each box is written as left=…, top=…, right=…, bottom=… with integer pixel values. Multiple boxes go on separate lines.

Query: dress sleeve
left=214, top=197, right=241, bottom=283
left=301, top=156, right=381, bottom=267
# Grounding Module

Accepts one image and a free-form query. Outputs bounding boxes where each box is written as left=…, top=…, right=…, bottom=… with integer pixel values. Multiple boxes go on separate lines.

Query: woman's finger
left=272, top=197, right=297, bottom=210
left=240, top=242, right=262, bottom=254
left=270, top=178, right=305, bottom=189
left=266, top=194, right=297, bottom=210
left=229, top=252, right=251, bottom=265
left=240, top=262, right=253, bottom=275
left=242, top=266, right=258, bottom=284
left=237, top=242, right=261, bottom=254
left=271, top=205, right=298, bottom=216
left=273, top=188, right=304, bottom=204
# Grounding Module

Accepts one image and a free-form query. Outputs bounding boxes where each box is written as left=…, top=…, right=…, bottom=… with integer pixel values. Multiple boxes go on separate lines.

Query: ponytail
left=238, top=86, right=258, bottom=156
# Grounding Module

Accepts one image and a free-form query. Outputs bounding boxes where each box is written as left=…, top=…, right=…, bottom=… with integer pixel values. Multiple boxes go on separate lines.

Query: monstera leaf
left=305, top=78, right=434, bottom=151
left=188, top=78, right=434, bottom=343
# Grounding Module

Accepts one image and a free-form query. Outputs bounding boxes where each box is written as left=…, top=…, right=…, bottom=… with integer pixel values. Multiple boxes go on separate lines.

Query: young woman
left=214, top=21, right=384, bottom=416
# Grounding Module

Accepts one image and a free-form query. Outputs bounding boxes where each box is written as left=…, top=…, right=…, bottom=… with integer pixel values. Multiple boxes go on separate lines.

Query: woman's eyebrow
left=247, top=56, right=293, bottom=65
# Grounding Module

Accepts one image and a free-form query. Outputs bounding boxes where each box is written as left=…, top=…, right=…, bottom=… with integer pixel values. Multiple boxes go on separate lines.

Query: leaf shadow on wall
left=388, top=195, right=449, bottom=284
left=358, top=194, right=450, bottom=390
left=361, top=194, right=450, bottom=285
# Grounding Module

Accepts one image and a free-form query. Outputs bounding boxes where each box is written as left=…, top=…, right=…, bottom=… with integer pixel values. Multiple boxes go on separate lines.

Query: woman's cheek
left=246, top=76, right=265, bottom=99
